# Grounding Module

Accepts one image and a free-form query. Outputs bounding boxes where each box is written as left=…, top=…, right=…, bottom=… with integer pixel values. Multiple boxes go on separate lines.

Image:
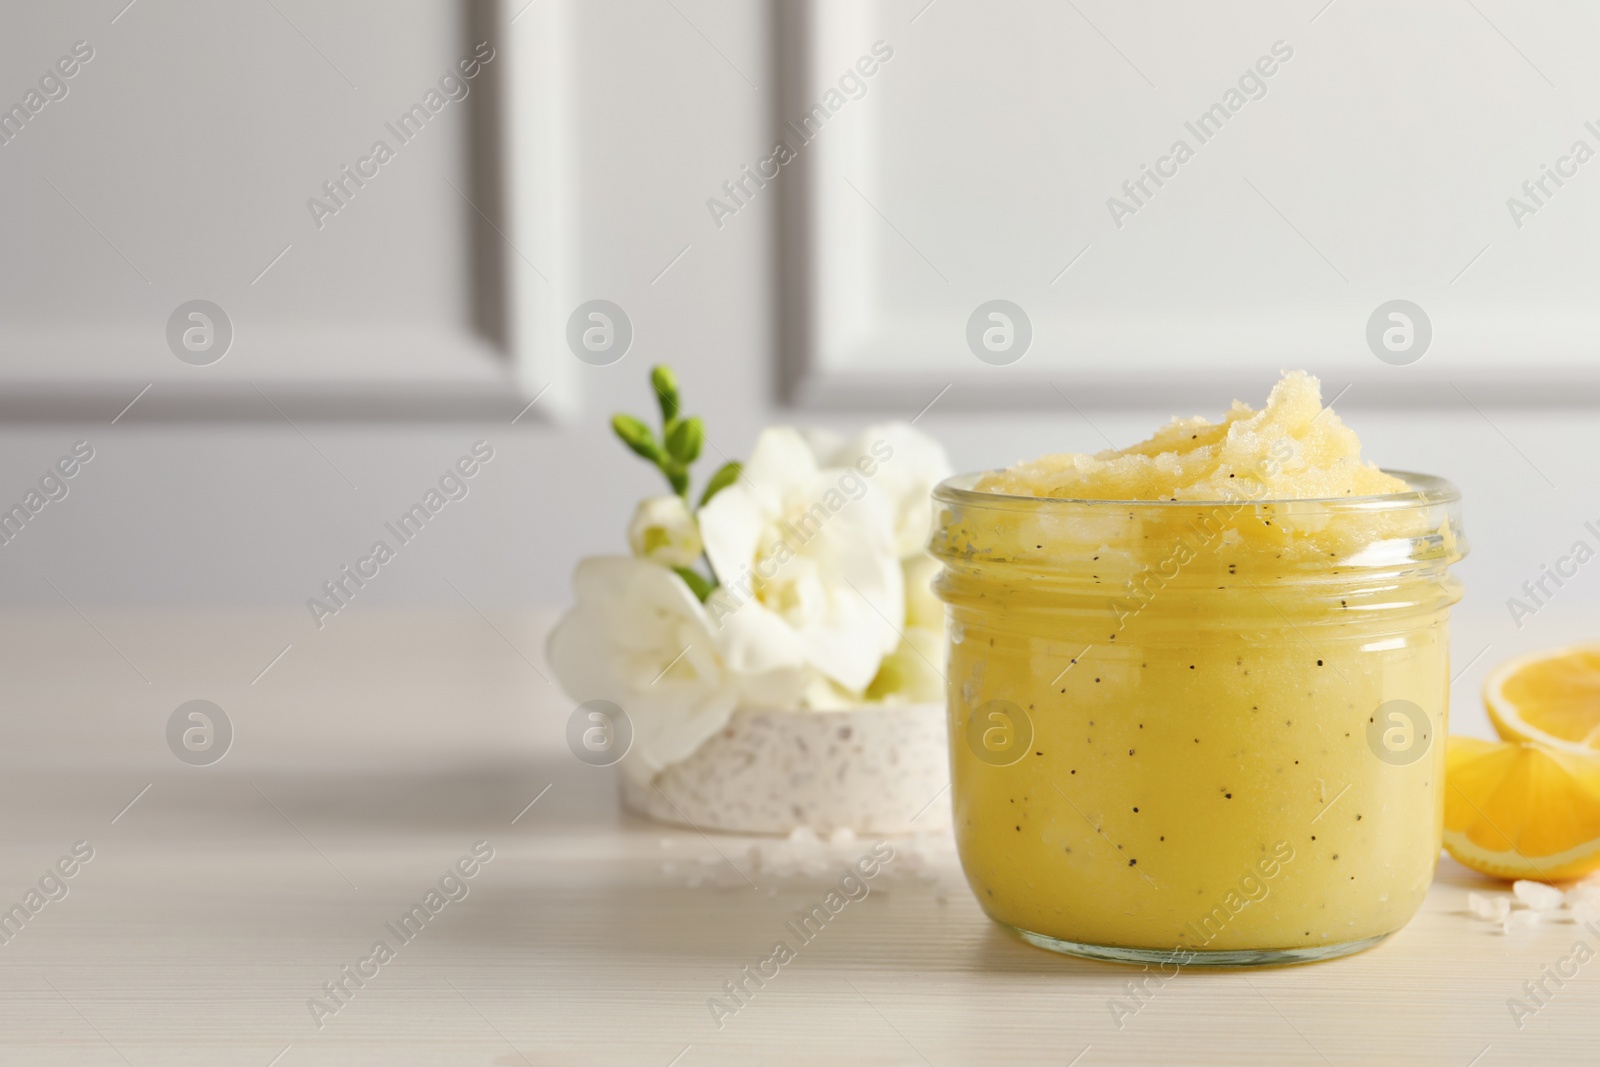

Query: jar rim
left=934, top=468, right=1458, bottom=513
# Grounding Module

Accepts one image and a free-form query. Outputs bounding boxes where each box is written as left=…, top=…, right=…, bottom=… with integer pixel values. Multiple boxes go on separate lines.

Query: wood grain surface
left=0, top=610, right=1588, bottom=1065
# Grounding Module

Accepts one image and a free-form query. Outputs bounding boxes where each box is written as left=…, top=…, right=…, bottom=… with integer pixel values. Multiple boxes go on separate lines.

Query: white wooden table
left=0, top=609, right=1590, bottom=1065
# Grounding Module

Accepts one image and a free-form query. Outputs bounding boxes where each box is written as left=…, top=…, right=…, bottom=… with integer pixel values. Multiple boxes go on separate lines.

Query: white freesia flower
left=627, top=495, right=703, bottom=568
left=796, top=426, right=847, bottom=464
left=816, top=423, right=954, bottom=558
left=864, top=626, right=945, bottom=705
left=864, top=555, right=947, bottom=704
left=698, top=427, right=904, bottom=693
left=546, top=557, right=806, bottom=780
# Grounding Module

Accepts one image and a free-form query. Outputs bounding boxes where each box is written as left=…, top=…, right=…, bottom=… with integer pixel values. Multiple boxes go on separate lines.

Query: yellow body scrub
left=932, top=372, right=1466, bottom=965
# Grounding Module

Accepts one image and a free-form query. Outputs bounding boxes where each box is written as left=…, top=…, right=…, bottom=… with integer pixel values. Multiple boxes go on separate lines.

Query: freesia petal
left=743, top=426, right=821, bottom=487
left=711, top=596, right=809, bottom=676
left=698, top=485, right=766, bottom=596
left=864, top=625, right=946, bottom=704
left=798, top=426, right=847, bottom=465
left=545, top=556, right=742, bottom=779
left=834, top=422, right=953, bottom=557
left=788, top=494, right=904, bottom=687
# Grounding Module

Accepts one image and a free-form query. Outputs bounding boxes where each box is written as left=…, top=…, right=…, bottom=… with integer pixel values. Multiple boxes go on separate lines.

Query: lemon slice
left=1444, top=736, right=1600, bottom=881
left=1485, top=643, right=1600, bottom=754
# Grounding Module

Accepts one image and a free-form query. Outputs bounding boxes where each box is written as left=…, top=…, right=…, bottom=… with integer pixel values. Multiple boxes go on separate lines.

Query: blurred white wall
left=0, top=1, right=1595, bottom=729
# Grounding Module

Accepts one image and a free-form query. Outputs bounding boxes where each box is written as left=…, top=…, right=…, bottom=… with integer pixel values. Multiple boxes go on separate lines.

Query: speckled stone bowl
left=620, top=703, right=951, bottom=835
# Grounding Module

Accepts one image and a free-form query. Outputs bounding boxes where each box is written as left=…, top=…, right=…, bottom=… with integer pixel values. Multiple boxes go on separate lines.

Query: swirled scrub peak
left=977, top=370, right=1406, bottom=502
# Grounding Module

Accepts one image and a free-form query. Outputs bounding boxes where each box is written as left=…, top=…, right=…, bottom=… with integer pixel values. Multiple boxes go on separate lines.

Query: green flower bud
left=698, top=461, right=742, bottom=508
left=611, top=414, right=664, bottom=464
left=666, top=417, right=704, bottom=464
left=651, top=365, right=680, bottom=423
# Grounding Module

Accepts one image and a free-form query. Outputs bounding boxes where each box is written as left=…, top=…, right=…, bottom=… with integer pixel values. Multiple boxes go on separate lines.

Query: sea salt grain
left=1504, top=909, right=1543, bottom=935
left=1513, top=880, right=1564, bottom=911
left=1468, top=892, right=1511, bottom=922
left=1564, top=882, right=1600, bottom=908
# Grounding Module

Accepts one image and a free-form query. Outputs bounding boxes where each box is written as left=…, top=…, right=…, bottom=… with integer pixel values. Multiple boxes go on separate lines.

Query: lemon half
left=1444, top=736, right=1600, bottom=881
left=1486, top=643, right=1600, bottom=754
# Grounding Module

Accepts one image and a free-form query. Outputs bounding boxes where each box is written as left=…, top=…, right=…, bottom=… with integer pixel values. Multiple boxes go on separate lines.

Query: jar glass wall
left=931, top=471, right=1466, bottom=966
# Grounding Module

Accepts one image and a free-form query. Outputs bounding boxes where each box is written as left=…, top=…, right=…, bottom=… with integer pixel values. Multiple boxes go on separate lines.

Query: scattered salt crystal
left=828, top=827, right=858, bottom=846
left=1514, top=880, right=1564, bottom=911
left=788, top=826, right=820, bottom=846
left=1571, top=899, right=1600, bottom=925
left=662, top=862, right=678, bottom=875
left=1565, top=883, right=1600, bottom=908
left=1504, top=910, right=1542, bottom=935
left=1468, top=892, right=1510, bottom=922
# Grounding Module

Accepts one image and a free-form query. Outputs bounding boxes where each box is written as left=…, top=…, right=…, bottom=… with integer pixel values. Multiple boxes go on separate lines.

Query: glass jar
left=931, top=470, right=1466, bottom=966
